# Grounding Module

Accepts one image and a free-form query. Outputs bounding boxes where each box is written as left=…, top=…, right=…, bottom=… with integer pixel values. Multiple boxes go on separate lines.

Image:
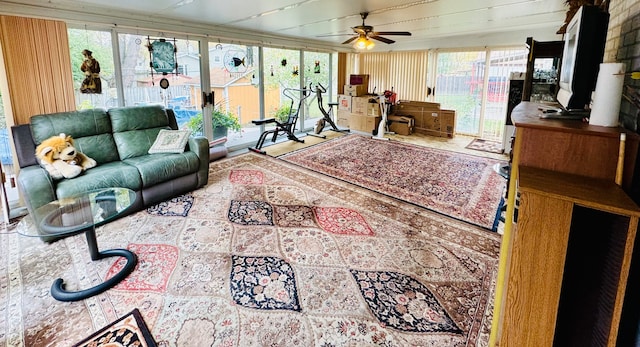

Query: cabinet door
left=501, top=191, right=572, bottom=346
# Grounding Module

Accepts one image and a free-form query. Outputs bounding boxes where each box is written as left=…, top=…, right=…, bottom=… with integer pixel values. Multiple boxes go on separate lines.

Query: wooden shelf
left=518, top=166, right=640, bottom=215
left=491, top=101, right=640, bottom=346
left=500, top=166, right=639, bottom=346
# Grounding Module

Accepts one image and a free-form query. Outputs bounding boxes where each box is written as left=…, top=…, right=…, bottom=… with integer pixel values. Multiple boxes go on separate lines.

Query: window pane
left=435, top=49, right=527, bottom=141
left=302, top=52, right=331, bottom=132
left=263, top=48, right=301, bottom=135
left=118, top=34, right=201, bottom=131
left=208, top=43, right=260, bottom=148
left=435, top=51, right=486, bottom=136
left=68, top=28, right=117, bottom=109
left=484, top=49, right=527, bottom=141
left=0, top=89, right=18, bottom=209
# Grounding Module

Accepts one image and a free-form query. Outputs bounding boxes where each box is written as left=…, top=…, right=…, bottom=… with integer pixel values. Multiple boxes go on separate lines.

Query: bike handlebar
left=282, top=82, right=314, bottom=101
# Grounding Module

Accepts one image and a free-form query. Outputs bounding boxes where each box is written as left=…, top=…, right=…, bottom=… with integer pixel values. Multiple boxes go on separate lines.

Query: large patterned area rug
left=0, top=153, right=501, bottom=346
left=281, top=135, right=507, bottom=230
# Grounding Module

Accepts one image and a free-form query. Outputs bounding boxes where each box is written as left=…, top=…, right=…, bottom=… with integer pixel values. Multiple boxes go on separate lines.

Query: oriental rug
left=281, top=135, right=507, bottom=230
left=0, top=153, right=500, bottom=346
left=72, top=308, right=156, bottom=347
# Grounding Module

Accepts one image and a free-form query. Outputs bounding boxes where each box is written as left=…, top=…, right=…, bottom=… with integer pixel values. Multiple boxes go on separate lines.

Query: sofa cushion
left=30, top=109, right=112, bottom=143
left=109, top=105, right=170, bottom=132
left=109, top=105, right=174, bottom=160
left=114, top=128, right=166, bottom=160
left=55, top=162, right=142, bottom=198
left=30, top=109, right=120, bottom=165
left=123, top=152, right=200, bottom=187
left=74, top=134, right=120, bottom=164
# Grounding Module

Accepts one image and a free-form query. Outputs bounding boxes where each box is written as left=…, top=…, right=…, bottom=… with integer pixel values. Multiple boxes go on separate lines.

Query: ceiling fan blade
left=370, top=35, right=395, bottom=44
left=373, top=31, right=412, bottom=36
left=316, top=33, right=354, bottom=37
left=342, top=36, right=358, bottom=44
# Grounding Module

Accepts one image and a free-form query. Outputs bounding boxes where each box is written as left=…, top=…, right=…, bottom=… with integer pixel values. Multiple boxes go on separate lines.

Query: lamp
left=354, top=35, right=375, bottom=50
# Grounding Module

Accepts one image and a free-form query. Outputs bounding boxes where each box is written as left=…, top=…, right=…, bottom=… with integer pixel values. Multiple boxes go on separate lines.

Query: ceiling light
left=354, top=35, right=374, bottom=50
left=366, top=40, right=375, bottom=50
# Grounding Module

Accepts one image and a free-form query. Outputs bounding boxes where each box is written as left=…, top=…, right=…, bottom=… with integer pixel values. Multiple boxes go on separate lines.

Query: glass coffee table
left=17, top=187, right=138, bottom=302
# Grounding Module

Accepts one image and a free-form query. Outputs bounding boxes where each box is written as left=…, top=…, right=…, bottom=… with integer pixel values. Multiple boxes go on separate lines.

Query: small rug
left=72, top=308, right=157, bottom=347
left=465, top=138, right=504, bottom=154
left=281, top=135, right=506, bottom=230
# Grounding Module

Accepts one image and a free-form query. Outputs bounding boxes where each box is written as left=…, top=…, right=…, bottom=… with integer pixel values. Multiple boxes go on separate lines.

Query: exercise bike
left=249, top=83, right=314, bottom=154
left=307, top=83, right=350, bottom=139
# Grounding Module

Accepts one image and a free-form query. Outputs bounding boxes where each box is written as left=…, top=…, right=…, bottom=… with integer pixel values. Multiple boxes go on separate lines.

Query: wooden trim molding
left=0, top=15, right=75, bottom=126
left=337, top=52, right=346, bottom=95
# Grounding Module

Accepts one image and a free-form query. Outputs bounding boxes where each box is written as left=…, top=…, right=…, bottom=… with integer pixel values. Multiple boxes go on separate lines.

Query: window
left=177, top=64, right=189, bottom=75
left=65, top=28, right=336, bottom=150
left=302, top=52, right=332, bottom=131
left=434, top=48, right=527, bottom=140
left=263, top=48, right=301, bottom=133
left=208, top=43, right=260, bottom=148
left=68, top=28, right=117, bottom=109
left=0, top=89, right=18, bottom=217
left=117, top=34, right=201, bottom=131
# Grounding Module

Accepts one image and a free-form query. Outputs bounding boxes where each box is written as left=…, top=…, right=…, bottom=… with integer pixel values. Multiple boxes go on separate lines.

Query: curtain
left=0, top=16, right=75, bottom=126
left=346, top=51, right=429, bottom=101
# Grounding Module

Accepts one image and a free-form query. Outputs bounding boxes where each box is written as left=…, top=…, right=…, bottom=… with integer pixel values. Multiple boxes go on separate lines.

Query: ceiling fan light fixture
left=354, top=35, right=374, bottom=50
left=366, top=40, right=375, bottom=50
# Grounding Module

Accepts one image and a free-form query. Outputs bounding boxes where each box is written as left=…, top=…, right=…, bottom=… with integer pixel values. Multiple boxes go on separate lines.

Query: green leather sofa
left=12, top=105, right=210, bottom=238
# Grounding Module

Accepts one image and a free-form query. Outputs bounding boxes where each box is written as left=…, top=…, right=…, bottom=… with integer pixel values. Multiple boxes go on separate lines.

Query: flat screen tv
left=556, top=5, right=609, bottom=111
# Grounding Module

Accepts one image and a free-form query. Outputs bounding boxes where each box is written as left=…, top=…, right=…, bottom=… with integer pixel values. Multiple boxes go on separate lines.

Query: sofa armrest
left=188, top=136, right=210, bottom=187
left=17, top=165, right=56, bottom=214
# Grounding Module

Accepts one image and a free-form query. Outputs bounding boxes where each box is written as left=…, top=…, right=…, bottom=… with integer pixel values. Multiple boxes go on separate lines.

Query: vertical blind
left=347, top=51, right=429, bottom=101
left=0, top=16, right=75, bottom=126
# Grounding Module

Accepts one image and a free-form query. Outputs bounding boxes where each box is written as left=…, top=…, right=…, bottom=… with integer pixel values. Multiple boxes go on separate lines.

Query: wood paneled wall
left=0, top=16, right=75, bottom=126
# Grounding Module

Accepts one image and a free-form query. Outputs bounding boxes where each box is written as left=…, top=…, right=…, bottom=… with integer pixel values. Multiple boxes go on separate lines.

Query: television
left=556, top=5, right=609, bottom=111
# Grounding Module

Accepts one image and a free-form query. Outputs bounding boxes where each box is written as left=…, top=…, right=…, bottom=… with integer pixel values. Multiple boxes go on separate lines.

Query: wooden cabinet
left=490, top=102, right=640, bottom=346
left=503, top=166, right=639, bottom=346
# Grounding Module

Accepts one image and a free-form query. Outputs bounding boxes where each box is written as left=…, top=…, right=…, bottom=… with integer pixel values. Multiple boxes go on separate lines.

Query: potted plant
left=186, top=108, right=241, bottom=139
left=272, top=104, right=293, bottom=123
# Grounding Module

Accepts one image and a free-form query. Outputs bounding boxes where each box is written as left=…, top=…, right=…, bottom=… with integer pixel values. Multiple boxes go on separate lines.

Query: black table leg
left=51, top=228, right=137, bottom=302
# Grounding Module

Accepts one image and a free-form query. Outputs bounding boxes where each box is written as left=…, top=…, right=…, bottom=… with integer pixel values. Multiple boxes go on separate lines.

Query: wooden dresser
left=490, top=102, right=640, bottom=346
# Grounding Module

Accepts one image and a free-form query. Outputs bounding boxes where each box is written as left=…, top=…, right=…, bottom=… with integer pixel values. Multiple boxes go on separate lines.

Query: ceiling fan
left=342, top=12, right=412, bottom=46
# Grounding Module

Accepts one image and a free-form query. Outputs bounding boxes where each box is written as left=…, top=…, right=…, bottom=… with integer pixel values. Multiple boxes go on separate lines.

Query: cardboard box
left=439, top=109, right=456, bottom=138
left=336, top=109, right=351, bottom=128
left=413, top=109, right=456, bottom=138
left=388, top=115, right=414, bottom=135
left=394, top=100, right=441, bottom=129
left=345, top=84, right=367, bottom=96
left=349, top=113, right=381, bottom=133
left=396, top=100, right=441, bottom=111
left=391, top=100, right=455, bottom=138
left=367, top=102, right=382, bottom=116
left=351, top=96, right=372, bottom=115
left=338, top=94, right=352, bottom=111
left=389, top=120, right=413, bottom=135
left=422, top=111, right=441, bottom=131
left=349, top=74, right=369, bottom=86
